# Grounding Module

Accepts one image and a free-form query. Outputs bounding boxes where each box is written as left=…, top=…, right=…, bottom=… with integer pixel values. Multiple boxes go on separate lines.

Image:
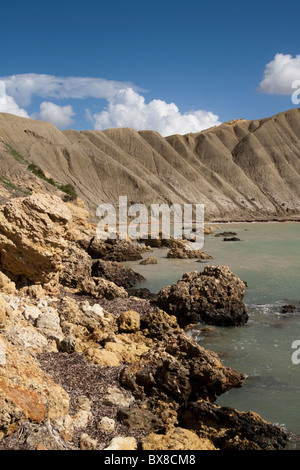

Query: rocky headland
left=0, top=192, right=289, bottom=450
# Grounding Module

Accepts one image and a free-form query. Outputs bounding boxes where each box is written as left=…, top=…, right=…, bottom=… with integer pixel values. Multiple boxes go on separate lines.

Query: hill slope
left=0, top=108, right=300, bottom=221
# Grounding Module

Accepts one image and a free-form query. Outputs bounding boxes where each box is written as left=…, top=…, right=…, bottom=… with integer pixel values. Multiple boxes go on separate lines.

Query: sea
left=124, top=222, right=300, bottom=449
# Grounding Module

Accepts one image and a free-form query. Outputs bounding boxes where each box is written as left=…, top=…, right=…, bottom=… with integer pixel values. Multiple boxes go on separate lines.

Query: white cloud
left=0, top=73, right=221, bottom=135
left=32, top=101, right=76, bottom=128
left=2, top=74, right=138, bottom=107
left=89, top=88, right=221, bottom=136
left=258, top=53, right=300, bottom=95
left=0, top=80, right=29, bottom=117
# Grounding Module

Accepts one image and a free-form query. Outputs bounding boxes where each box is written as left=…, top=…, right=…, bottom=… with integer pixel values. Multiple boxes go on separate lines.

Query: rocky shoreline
left=0, top=193, right=289, bottom=450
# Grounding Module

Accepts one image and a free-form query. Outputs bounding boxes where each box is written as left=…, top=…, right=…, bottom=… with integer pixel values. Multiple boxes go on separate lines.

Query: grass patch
left=4, top=143, right=30, bottom=164
left=0, top=176, right=32, bottom=195
left=3, top=142, right=77, bottom=200
left=0, top=176, right=17, bottom=189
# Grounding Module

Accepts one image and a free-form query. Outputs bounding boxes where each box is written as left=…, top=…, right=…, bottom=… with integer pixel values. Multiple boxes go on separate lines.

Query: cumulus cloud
left=0, top=80, right=29, bottom=117
left=0, top=73, right=221, bottom=135
left=258, top=53, right=300, bottom=95
left=2, top=73, right=138, bottom=107
left=32, top=101, right=76, bottom=128
left=89, top=88, right=221, bottom=136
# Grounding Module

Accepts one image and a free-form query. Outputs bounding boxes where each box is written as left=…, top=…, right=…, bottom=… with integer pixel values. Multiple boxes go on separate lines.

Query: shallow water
left=125, top=222, right=300, bottom=448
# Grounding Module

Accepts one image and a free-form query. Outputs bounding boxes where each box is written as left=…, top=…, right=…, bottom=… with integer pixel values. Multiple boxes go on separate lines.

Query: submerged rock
left=156, top=266, right=248, bottom=327
left=166, top=239, right=213, bottom=260
left=139, top=257, right=158, bottom=265
left=215, top=231, right=237, bottom=238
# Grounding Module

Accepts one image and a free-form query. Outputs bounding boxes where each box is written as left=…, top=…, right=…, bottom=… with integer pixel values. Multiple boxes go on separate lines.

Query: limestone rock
left=92, top=259, right=145, bottom=289
left=157, top=265, right=248, bottom=327
left=0, top=193, right=72, bottom=284
left=83, top=346, right=120, bottom=366
left=118, top=407, right=163, bottom=433
left=81, top=277, right=128, bottom=300
left=118, top=310, right=140, bottom=332
left=102, top=386, right=134, bottom=408
left=141, top=309, right=180, bottom=340
left=178, top=400, right=288, bottom=451
left=104, top=436, right=137, bottom=450
left=120, top=332, right=245, bottom=404
left=36, top=307, right=64, bottom=342
left=98, top=417, right=115, bottom=433
left=141, top=427, right=217, bottom=450
left=0, top=272, right=15, bottom=295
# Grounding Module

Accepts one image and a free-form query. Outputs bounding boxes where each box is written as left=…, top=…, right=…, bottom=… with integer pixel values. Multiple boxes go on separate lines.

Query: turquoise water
left=125, top=223, right=300, bottom=448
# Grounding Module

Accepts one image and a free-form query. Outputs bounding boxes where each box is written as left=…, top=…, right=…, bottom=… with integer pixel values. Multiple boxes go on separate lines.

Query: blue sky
left=1, top=0, right=300, bottom=135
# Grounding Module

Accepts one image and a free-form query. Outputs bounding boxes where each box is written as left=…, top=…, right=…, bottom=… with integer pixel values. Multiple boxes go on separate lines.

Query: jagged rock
left=59, top=245, right=92, bottom=288
left=97, top=417, right=115, bottom=433
left=141, top=310, right=180, bottom=340
left=141, top=427, right=217, bottom=450
left=118, top=310, right=140, bottom=332
left=281, top=304, right=296, bottom=313
left=0, top=272, right=15, bottom=295
left=167, top=239, right=213, bottom=260
left=104, top=337, right=149, bottom=364
left=156, top=266, right=248, bottom=327
left=102, top=386, right=134, bottom=408
left=120, top=332, right=245, bottom=404
left=83, top=346, right=120, bottom=366
left=0, top=193, right=72, bottom=284
left=126, top=287, right=157, bottom=300
left=92, top=259, right=145, bottom=289
left=88, top=238, right=143, bottom=262
left=223, top=237, right=241, bottom=242
left=117, top=407, right=163, bottom=433
left=80, top=277, right=128, bottom=300
left=36, top=307, right=64, bottom=342
left=178, top=400, right=288, bottom=451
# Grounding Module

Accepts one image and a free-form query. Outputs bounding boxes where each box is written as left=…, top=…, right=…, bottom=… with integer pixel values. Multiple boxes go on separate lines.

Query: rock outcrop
left=156, top=266, right=248, bottom=327
left=0, top=191, right=289, bottom=451
left=178, top=400, right=288, bottom=450
left=0, top=193, right=74, bottom=284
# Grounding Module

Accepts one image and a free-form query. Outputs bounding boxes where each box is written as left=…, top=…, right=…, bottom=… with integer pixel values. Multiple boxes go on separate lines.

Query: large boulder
left=120, top=331, right=245, bottom=404
left=0, top=193, right=91, bottom=286
left=91, top=259, right=145, bottom=289
left=178, top=400, right=288, bottom=451
left=156, top=266, right=248, bottom=327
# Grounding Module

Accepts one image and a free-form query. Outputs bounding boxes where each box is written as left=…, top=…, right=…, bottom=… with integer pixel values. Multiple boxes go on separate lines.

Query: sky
left=1, top=0, right=300, bottom=136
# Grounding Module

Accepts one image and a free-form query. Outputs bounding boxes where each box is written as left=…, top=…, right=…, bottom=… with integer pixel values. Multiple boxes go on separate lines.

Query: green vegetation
left=0, top=176, right=32, bottom=195
left=3, top=142, right=77, bottom=201
left=0, top=176, right=17, bottom=189
left=4, top=143, right=30, bottom=164
left=58, top=183, right=77, bottom=200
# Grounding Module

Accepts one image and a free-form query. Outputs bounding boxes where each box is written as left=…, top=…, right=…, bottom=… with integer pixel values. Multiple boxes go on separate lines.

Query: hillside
left=0, top=108, right=300, bottom=221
